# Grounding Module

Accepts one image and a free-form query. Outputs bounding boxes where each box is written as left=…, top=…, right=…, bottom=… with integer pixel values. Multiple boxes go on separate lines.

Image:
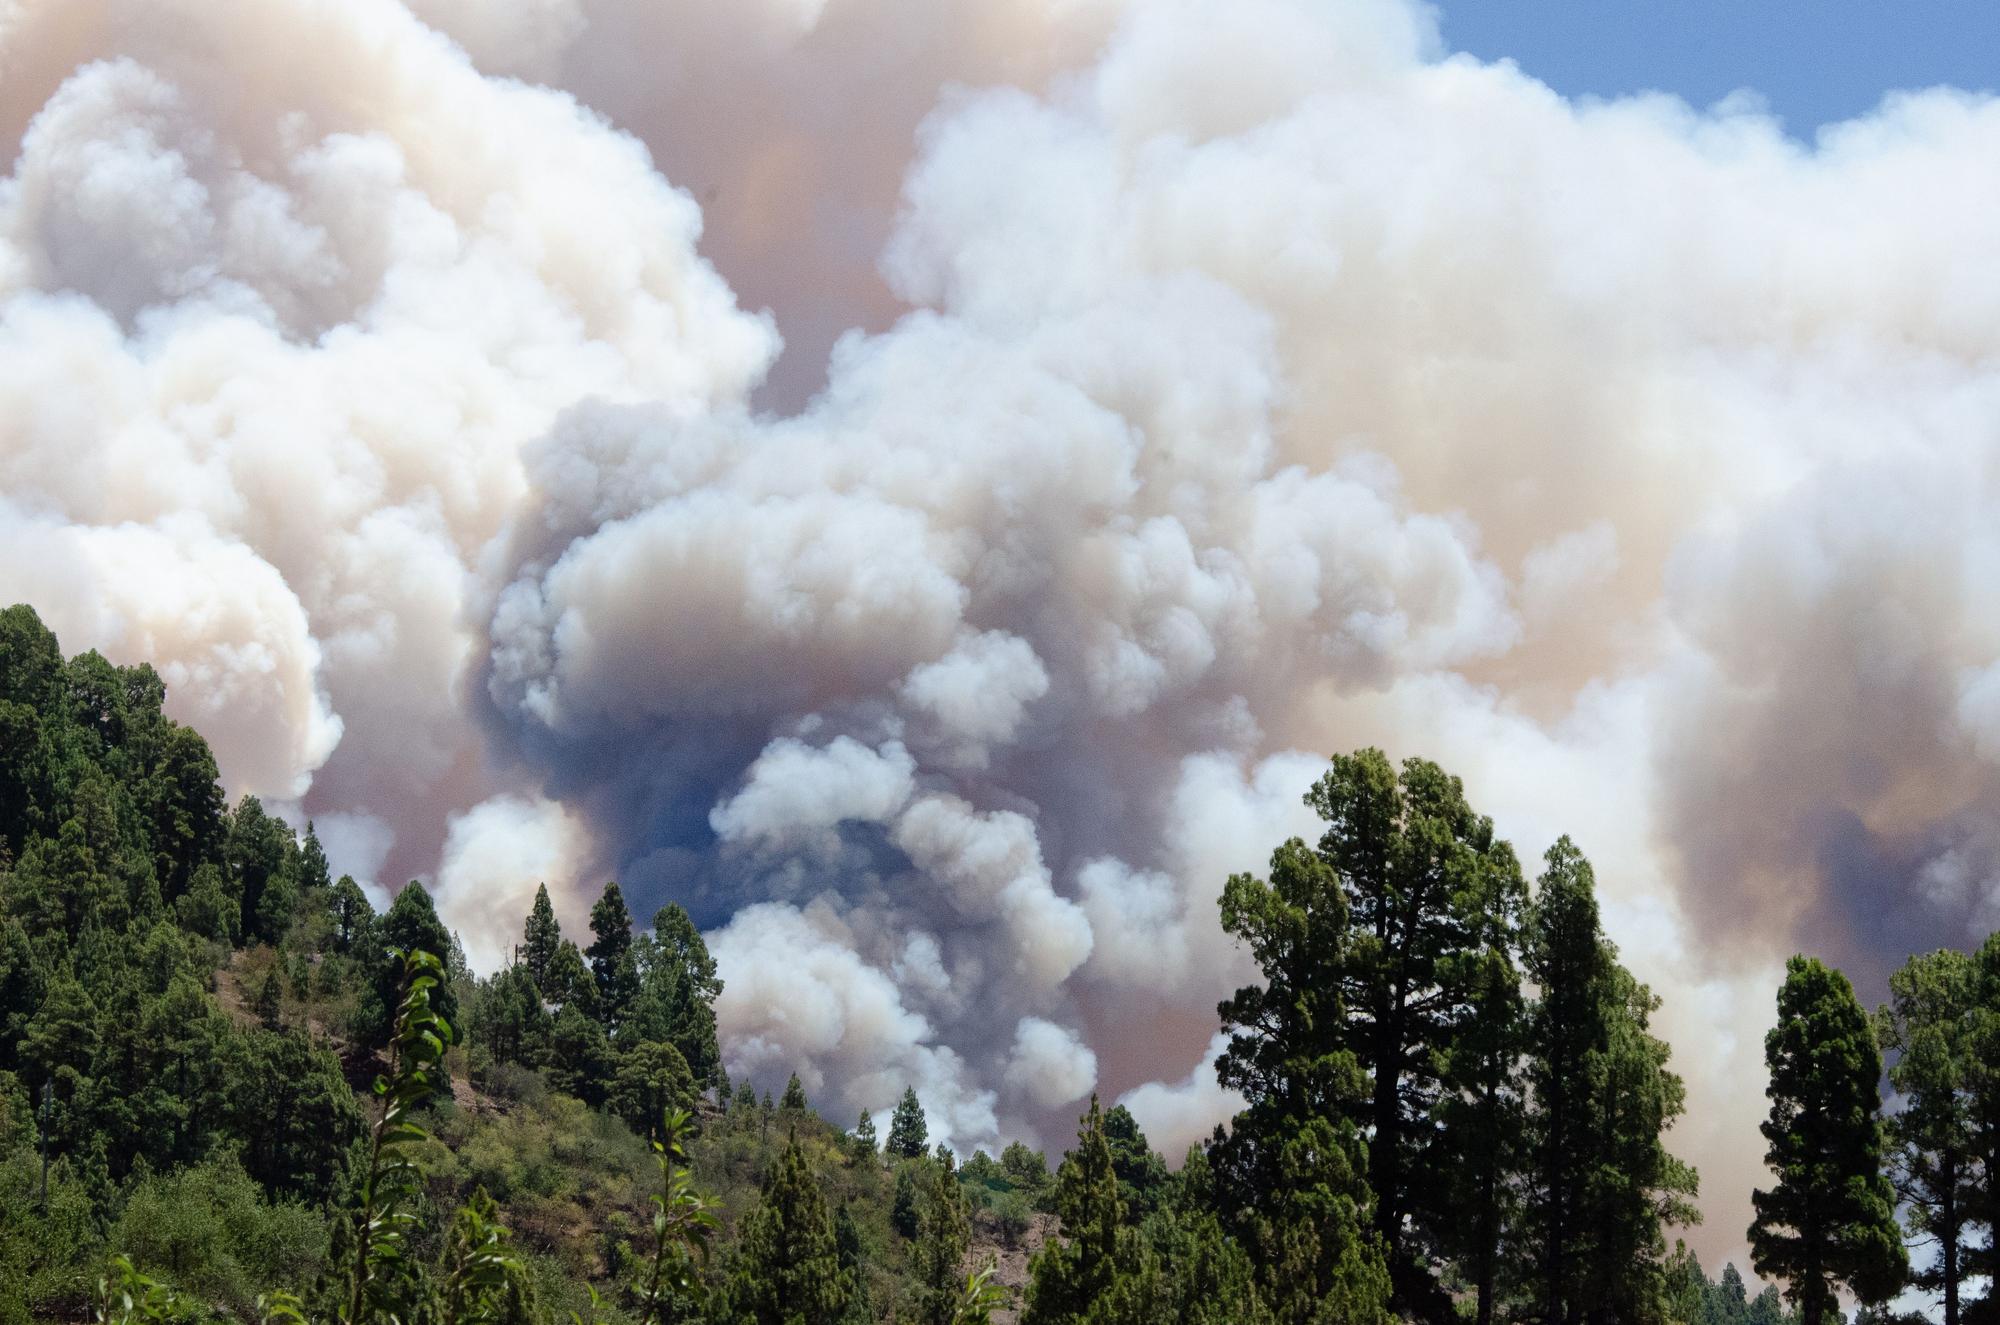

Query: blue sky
left=1433, top=0, right=2000, bottom=137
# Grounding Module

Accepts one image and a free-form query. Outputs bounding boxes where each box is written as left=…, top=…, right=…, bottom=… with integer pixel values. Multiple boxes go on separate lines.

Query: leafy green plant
left=94, top=1256, right=200, bottom=1325
left=951, top=1261, right=1009, bottom=1325
left=338, top=947, right=454, bottom=1322
left=630, top=1107, right=718, bottom=1325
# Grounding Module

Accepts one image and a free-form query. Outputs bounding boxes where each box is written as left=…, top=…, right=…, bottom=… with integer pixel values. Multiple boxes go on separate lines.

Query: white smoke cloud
left=436, top=794, right=594, bottom=973
left=11, top=0, right=2000, bottom=1271
left=1006, top=1017, right=1098, bottom=1109
left=710, top=736, right=916, bottom=846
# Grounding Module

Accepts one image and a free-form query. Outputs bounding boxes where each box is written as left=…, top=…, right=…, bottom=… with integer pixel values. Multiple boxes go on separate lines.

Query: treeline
left=1739, top=939, right=2000, bottom=1325
left=0, top=597, right=1965, bottom=1325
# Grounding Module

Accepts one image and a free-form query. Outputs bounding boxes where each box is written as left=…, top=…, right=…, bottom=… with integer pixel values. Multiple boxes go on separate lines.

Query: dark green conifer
left=887, top=1086, right=928, bottom=1159
left=586, top=881, right=638, bottom=1028
left=521, top=882, right=562, bottom=990
left=1022, top=1097, right=1132, bottom=1325
left=730, top=1132, right=853, bottom=1325
left=915, top=1154, right=972, bottom=1325
left=1749, top=955, right=1906, bottom=1325
left=1211, top=837, right=1390, bottom=1324
left=1877, top=949, right=1978, bottom=1325
left=254, top=964, right=283, bottom=1030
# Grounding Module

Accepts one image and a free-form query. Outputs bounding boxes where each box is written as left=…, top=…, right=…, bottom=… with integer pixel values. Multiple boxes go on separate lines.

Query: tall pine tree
left=1211, top=837, right=1391, bottom=1325
left=888, top=1086, right=929, bottom=1159
left=730, top=1132, right=854, bottom=1325
left=1750, top=956, right=1905, bottom=1325
left=521, top=882, right=561, bottom=990
left=585, top=881, right=637, bottom=1029
left=1877, top=949, right=1980, bottom=1325
left=1298, top=749, right=1524, bottom=1310
left=1521, top=837, right=1696, bottom=1325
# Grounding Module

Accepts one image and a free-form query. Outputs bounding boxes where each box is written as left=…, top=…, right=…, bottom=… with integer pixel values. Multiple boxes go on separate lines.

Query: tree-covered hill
left=0, top=600, right=1952, bottom=1325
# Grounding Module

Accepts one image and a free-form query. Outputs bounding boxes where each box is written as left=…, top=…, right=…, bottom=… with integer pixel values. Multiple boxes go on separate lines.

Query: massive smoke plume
left=5, top=0, right=2000, bottom=1267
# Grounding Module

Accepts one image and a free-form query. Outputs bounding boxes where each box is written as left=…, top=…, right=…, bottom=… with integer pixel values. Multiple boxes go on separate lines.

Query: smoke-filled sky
left=4, top=0, right=1997, bottom=1271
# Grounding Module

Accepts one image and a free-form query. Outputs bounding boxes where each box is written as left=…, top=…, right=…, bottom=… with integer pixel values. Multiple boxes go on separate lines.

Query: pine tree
left=1211, top=837, right=1391, bottom=1324
left=633, top=902, right=724, bottom=1085
left=371, top=881, right=458, bottom=1045
left=1581, top=965, right=1700, bottom=1321
left=888, top=1086, right=929, bottom=1159
left=1877, top=949, right=1980, bottom=1325
left=1963, top=933, right=2000, bottom=1305
left=544, top=939, right=596, bottom=1019
left=227, top=794, right=297, bottom=945
left=586, top=881, right=638, bottom=1028
left=254, top=964, right=284, bottom=1030
left=547, top=1002, right=613, bottom=1108
left=1750, top=956, right=1906, bottom=1325
left=1299, top=749, right=1525, bottom=1310
left=522, top=883, right=561, bottom=990
left=834, top=1202, right=870, bottom=1325
left=1102, top=1105, right=1169, bottom=1224
left=1717, top=1262, right=1750, bottom=1325
left=1432, top=840, right=1527, bottom=1325
left=609, top=1040, right=694, bottom=1141
left=915, top=1155, right=972, bottom=1325
left=19, top=962, right=101, bottom=1160
left=1023, top=1098, right=1129, bottom=1325
left=889, top=1158, right=918, bottom=1237
left=852, top=1110, right=878, bottom=1161
left=730, top=1132, right=853, bottom=1325
left=470, top=962, right=548, bottom=1070
left=329, top=874, right=373, bottom=954
left=299, top=820, right=332, bottom=895
left=1520, top=837, right=1697, bottom=1325
left=1521, top=837, right=1615, bottom=1324
left=1138, top=1147, right=1274, bottom=1325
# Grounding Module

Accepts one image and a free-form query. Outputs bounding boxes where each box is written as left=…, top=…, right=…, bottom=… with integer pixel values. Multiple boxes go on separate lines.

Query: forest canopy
left=0, top=604, right=1964, bottom=1325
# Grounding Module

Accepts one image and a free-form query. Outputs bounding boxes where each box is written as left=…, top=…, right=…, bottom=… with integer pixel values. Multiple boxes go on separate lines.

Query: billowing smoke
left=7, top=0, right=2000, bottom=1269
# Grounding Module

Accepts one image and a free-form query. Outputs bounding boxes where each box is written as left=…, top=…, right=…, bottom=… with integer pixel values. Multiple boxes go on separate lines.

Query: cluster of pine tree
left=1737, top=940, right=2000, bottom=1325
left=0, top=597, right=1974, bottom=1325
left=1003, top=751, right=1700, bottom=1324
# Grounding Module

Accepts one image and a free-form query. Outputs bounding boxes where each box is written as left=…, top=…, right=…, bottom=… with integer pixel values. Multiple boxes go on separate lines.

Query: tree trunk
left=1943, top=1159, right=1960, bottom=1325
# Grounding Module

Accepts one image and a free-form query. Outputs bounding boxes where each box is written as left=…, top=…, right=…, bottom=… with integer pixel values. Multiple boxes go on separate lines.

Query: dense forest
left=0, top=599, right=1981, bottom=1325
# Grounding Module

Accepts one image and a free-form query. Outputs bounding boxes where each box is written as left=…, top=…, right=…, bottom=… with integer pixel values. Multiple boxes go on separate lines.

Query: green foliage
left=522, top=885, right=562, bottom=992
left=999, top=1141, right=1046, bottom=1191
left=547, top=1004, right=614, bottom=1109
left=1100, top=1106, right=1168, bottom=1225
left=630, top=1108, right=719, bottom=1325
left=336, top=947, right=458, bottom=1321
left=107, top=1157, right=327, bottom=1319
left=1877, top=949, right=1980, bottom=1325
left=0, top=636, right=1935, bottom=1325
left=1519, top=837, right=1697, bottom=1325
left=914, top=1157, right=971, bottom=1325
left=1022, top=1097, right=1128, bottom=1325
left=887, top=1087, right=928, bottom=1160
left=1211, top=836, right=1389, bottom=1324
left=729, top=1130, right=854, bottom=1325
left=585, top=883, right=637, bottom=1032
left=609, top=1040, right=696, bottom=1143
left=1294, top=749, right=1526, bottom=1310
left=892, top=1162, right=921, bottom=1241
left=366, top=883, right=458, bottom=1048
left=631, top=904, right=723, bottom=1088
left=1750, top=955, right=1906, bottom=1325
